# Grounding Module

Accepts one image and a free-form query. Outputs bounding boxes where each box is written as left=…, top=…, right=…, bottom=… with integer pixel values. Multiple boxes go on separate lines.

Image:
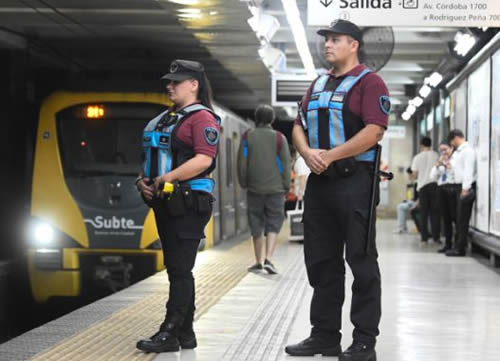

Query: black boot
left=339, top=341, right=376, bottom=361
left=437, top=246, right=450, bottom=253
left=176, top=305, right=197, bottom=349
left=285, top=336, right=341, bottom=356
left=446, top=249, right=466, bottom=257
left=178, top=329, right=197, bottom=349
left=136, top=317, right=182, bottom=353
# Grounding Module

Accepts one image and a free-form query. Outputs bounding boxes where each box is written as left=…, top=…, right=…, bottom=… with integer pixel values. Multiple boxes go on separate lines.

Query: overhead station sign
left=307, top=0, right=500, bottom=27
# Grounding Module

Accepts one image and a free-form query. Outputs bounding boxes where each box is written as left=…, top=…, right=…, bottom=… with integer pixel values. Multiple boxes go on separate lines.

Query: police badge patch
left=204, top=127, right=219, bottom=145
left=379, top=96, right=391, bottom=115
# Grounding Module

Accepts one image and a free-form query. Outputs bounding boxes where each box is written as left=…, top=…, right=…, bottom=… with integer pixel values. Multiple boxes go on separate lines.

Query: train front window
left=56, top=102, right=167, bottom=176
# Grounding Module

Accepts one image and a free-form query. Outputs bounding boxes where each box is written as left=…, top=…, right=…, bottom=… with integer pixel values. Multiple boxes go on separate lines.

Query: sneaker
left=392, top=228, right=407, bottom=234
left=264, top=259, right=278, bottom=274
left=248, top=263, right=264, bottom=273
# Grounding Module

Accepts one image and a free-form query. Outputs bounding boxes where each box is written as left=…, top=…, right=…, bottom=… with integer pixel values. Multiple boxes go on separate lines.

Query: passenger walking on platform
left=237, top=104, right=291, bottom=275
left=285, top=20, right=390, bottom=361
left=135, top=59, right=220, bottom=353
left=411, top=137, right=440, bottom=244
left=430, top=140, right=460, bottom=253
left=446, top=129, right=477, bottom=257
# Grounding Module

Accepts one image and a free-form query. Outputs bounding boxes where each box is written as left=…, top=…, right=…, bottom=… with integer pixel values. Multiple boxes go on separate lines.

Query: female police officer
left=135, top=59, right=220, bottom=353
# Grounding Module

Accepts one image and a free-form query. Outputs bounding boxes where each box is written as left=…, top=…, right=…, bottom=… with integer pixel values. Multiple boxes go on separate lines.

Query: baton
left=366, top=145, right=393, bottom=253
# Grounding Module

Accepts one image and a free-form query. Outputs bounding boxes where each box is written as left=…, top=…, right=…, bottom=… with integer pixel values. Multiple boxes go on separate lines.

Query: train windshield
left=56, top=102, right=167, bottom=176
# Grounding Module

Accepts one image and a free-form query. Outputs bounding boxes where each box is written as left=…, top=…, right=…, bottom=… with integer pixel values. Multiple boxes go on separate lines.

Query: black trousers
left=152, top=199, right=211, bottom=331
left=437, top=184, right=460, bottom=248
left=455, top=184, right=476, bottom=252
left=418, top=182, right=440, bottom=242
left=303, top=163, right=381, bottom=347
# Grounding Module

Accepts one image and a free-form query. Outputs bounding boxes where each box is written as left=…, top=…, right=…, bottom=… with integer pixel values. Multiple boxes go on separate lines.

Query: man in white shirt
left=446, top=129, right=477, bottom=257
left=411, top=137, right=440, bottom=244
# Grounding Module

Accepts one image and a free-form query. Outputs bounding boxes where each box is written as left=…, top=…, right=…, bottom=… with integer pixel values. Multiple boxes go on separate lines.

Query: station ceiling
left=0, top=0, right=461, bottom=117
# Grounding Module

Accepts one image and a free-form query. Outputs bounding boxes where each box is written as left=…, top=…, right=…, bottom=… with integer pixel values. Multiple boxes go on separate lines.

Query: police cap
left=317, top=19, right=363, bottom=44
left=161, top=59, right=205, bottom=81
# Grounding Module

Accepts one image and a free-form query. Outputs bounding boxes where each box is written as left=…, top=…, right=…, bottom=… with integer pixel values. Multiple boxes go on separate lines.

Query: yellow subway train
left=28, top=91, right=250, bottom=302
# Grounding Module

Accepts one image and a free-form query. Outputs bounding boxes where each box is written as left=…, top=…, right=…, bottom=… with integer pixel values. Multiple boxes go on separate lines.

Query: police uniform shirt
left=295, top=64, right=390, bottom=141
left=173, top=103, right=220, bottom=159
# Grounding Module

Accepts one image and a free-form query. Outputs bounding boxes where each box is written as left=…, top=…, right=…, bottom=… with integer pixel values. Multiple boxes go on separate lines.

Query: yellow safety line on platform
left=29, top=229, right=288, bottom=361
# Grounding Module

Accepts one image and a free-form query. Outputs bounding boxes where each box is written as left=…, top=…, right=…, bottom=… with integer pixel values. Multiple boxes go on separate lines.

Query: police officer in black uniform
left=285, top=20, right=390, bottom=361
left=135, top=60, right=221, bottom=353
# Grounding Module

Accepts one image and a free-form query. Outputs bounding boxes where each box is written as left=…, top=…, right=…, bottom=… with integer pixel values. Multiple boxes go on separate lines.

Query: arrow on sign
left=320, top=0, right=333, bottom=7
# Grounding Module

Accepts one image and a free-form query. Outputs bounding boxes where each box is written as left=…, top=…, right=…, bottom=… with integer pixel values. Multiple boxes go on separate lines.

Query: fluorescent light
left=168, top=0, right=199, bottom=5
left=281, top=0, right=316, bottom=77
left=178, top=8, right=201, bottom=13
left=178, top=13, right=202, bottom=19
left=410, top=96, right=423, bottom=107
left=424, top=72, right=443, bottom=87
left=209, top=11, right=218, bottom=15
left=407, top=105, right=416, bottom=115
left=454, top=32, right=476, bottom=56
left=419, top=85, right=432, bottom=98
left=402, top=112, right=411, bottom=121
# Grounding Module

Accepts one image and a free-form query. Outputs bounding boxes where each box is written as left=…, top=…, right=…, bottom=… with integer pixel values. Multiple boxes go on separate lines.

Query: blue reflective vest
left=305, top=68, right=375, bottom=162
left=142, top=103, right=220, bottom=193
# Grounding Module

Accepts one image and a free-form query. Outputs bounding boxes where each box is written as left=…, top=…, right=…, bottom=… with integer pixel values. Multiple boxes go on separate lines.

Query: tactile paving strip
left=27, top=233, right=285, bottom=361
left=220, top=250, right=308, bottom=361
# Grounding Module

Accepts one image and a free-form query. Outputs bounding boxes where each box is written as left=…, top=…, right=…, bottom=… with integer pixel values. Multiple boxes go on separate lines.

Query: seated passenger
left=393, top=167, right=418, bottom=233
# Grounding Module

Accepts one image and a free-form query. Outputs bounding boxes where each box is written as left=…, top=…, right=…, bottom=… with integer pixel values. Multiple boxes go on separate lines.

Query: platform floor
left=1, top=219, right=500, bottom=361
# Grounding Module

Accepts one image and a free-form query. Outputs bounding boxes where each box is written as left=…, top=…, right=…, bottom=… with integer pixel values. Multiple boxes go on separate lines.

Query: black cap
left=317, top=19, right=363, bottom=44
left=161, top=59, right=205, bottom=81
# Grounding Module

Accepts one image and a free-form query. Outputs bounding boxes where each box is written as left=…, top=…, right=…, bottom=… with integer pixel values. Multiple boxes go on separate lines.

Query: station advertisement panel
left=490, top=50, right=500, bottom=236
left=451, top=80, right=467, bottom=132
left=467, top=59, right=491, bottom=232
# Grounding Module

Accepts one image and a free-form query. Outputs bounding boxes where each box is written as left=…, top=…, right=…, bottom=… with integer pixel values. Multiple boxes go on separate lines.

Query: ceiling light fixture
left=247, top=13, right=280, bottom=43
left=178, top=13, right=202, bottom=19
left=424, top=72, right=443, bottom=87
left=168, top=0, right=199, bottom=5
left=407, top=104, right=416, bottom=115
left=178, top=8, right=201, bottom=13
left=454, top=31, right=476, bottom=56
left=281, top=0, right=316, bottom=78
left=410, top=96, right=423, bottom=107
left=419, top=85, right=432, bottom=98
left=402, top=112, right=411, bottom=121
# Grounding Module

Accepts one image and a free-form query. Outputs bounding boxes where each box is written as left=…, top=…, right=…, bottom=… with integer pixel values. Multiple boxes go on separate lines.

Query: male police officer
left=285, top=20, right=389, bottom=361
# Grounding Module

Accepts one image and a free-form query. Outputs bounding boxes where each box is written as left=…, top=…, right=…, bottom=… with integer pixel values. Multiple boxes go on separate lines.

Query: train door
left=217, top=122, right=236, bottom=240
left=212, top=148, right=221, bottom=244
left=234, top=125, right=248, bottom=233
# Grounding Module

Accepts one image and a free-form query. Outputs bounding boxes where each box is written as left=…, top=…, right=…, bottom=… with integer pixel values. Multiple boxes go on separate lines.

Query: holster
left=165, top=182, right=189, bottom=216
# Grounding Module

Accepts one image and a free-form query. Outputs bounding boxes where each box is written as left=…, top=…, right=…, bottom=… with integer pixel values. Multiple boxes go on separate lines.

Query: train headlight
left=34, top=222, right=55, bottom=245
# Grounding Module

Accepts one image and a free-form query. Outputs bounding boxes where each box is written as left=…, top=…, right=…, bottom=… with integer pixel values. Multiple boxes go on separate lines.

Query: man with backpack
left=237, top=104, right=291, bottom=274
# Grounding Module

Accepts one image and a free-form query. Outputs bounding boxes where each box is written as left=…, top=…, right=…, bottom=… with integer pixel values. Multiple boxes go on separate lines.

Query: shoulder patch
left=204, top=127, right=219, bottom=145
left=379, top=96, right=391, bottom=115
